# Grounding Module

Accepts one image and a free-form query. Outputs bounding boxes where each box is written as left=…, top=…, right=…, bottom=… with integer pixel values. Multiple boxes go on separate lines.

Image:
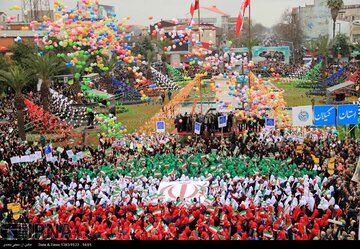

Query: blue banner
left=314, top=105, right=336, bottom=126
left=265, top=118, right=275, bottom=127
left=337, top=104, right=359, bottom=125
left=156, top=121, right=165, bottom=133
left=194, top=122, right=201, bottom=135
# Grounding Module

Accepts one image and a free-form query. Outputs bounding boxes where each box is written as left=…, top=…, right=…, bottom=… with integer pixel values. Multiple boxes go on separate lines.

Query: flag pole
left=248, top=1, right=251, bottom=89
left=198, top=0, right=201, bottom=42
left=197, top=1, right=202, bottom=115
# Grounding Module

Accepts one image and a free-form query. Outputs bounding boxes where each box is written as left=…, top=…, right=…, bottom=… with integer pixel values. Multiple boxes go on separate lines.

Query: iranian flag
left=263, top=231, right=273, bottom=238
left=287, top=158, right=292, bottom=164
left=220, top=213, right=226, bottom=221
left=168, top=169, right=176, bottom=176
left=286, top=223, right=292, bottom=231
left=43, top=217, right=52, bottom=224
left=207, top=206, right=215, bottom=213
left=0, top=199, right=4, bottom=209
left=191, top=162, right=198, bottom=167
left=67, top=214, right=73, bottom=223
left=51, top=211, right=59, bottom=220
left=205, top=175, right=212, bottom=181
left=137, top=208, right=145, bottom=216
left=136, top=175, right=144, bottom=180
left=189, top=215, right=195, bottom=223
left=154, top=172, right=162, bottom=178
left=153, top=209, right=161, bottom=216
left=211, top=181, right=218, bottom=188
left=209, top=226, right=220, bottom=234
left=145, top=224, right=154, bottom=232
left=239, top=210, right=247, bottom=216
left=181, top=163, right=187, bottom=169
left=48, top=203, right=56, bottom=210
left=162, top=222, right=169, bottom=232
left=201, top=155, right=206, bottom=161
left=175, top=199, right=183, bottom=208
left=32, top=210, right=40, bottom=217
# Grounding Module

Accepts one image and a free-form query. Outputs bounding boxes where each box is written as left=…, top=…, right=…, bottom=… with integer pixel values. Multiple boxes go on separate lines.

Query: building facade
left=337, top=4, right=360, bottom=43
left=297, top=0, right=360, bottom=42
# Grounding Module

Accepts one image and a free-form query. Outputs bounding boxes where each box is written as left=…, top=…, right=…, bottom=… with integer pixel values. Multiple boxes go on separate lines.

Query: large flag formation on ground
left=4, top=125, right=354, bottom=240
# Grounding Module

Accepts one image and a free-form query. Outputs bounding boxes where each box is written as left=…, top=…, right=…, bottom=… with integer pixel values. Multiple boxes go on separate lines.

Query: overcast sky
left=1, top=0, right=359, bottom=28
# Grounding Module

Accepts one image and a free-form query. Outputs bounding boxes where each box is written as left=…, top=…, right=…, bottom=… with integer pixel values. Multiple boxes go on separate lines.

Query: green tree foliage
left=332, top=34, right=350, bottom=57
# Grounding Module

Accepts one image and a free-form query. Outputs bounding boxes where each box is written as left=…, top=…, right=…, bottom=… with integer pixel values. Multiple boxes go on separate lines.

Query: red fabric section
left=194, top=0, right=199, bottom=10
left=190, top=4, right=195, bottom=18
left=236, top=13, right=243, bottom=37
left=202, top=6, right=229, bottom=16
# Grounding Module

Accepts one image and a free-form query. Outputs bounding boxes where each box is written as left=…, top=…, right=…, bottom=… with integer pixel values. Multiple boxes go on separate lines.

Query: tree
left=272, top=8, right=304, bottom=63
left=0, top=54, right=8, bottom=94
left=316, top=35, right=331, bottom=66
left=101, top=54, right=119, bottom=92
left=62, top=53, right=91, bottom=103
left=152, top=38, right=172, bottom=74
left=0, top=65, right=34, bottom=140
left=10, top=41, right=36, bottom=66
left=327, top=0, right=344, bottom=40
left=131, top=36, right=154, bottom=58
left=22, top=52, right=65, bottom=111
left=145, top=50, right=156, bottom=79
left=332, top=34, right=350, bottom=58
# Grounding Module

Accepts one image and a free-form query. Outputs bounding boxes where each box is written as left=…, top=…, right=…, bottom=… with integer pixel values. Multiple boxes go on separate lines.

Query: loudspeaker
left=335, top=93, right=345, bottom=101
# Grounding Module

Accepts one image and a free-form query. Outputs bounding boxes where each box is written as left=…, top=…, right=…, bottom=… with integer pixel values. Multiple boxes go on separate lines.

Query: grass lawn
left=273, top=81, right=325, bottom=107
left=116, top=98, right=171, bottom=133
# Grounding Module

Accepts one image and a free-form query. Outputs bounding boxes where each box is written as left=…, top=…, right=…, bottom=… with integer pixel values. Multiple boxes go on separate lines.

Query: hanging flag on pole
left=236, top=0, right=251, bottom=37
left=189, top=0, right=200, bottom=25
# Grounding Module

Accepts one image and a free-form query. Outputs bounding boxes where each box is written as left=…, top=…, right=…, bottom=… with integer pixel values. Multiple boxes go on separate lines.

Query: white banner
left=292, top=106, right=313, bottom=126
left=157, top=181, right=209, bottom=202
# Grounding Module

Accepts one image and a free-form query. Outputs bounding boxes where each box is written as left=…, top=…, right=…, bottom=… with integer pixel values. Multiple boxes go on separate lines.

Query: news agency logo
left=0, top=223, right=71, bottom=240
left=298, top=110, right=310, bottom=122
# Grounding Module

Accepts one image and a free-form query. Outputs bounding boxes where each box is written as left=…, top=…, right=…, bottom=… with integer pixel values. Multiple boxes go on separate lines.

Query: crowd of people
left=0, top=51, right=359, bottom=241
left=0, top=119, right=359, bottom=240
left=174, top=111, right=267, bottom=135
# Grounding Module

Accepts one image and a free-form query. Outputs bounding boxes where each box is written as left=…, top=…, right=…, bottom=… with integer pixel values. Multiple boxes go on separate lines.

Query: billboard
left=314, top=105, right=336, bottom=126
left=252, top=46, right=290, bottom=64
left=76, top=2, right=115, bottom=20
left=98, top=5, right=116, bottom=19
left=337, top=104, right=359, bottom=125
left=230, top=46, right=290, bottom=64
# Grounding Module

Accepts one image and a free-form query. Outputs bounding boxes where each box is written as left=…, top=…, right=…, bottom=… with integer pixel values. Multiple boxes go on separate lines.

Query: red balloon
left=0, top=47, right=7, bottom=53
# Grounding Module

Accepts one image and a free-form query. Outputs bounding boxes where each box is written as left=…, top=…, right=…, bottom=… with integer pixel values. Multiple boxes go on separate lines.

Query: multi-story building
left=295, top=0, right=359, bottom=41
left=337, top=4, right=360, bottom=43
